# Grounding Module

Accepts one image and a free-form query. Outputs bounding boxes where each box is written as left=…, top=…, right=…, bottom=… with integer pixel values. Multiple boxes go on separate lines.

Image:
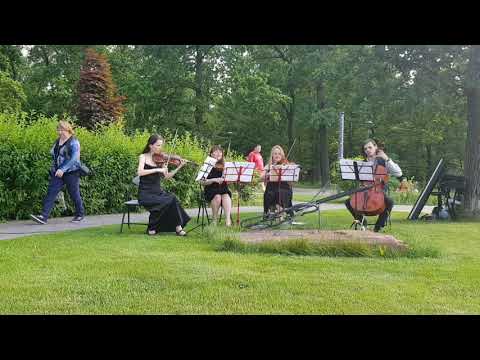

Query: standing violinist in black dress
left=200, top=145, right=232, bottom=226
left=137, top=134, right=190, bottom=236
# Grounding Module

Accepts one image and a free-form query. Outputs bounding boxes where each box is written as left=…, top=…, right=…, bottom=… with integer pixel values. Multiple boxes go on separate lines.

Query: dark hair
left=142, top=134, right=164, bottom=154
left=209, top=145, right=225, bottom=166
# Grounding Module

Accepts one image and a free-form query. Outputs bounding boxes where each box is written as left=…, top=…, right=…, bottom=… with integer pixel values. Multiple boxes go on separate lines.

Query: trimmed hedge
left=0, top=113, right=247, bottom=220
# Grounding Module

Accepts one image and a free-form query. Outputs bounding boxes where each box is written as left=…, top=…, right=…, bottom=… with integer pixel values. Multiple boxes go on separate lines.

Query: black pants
left=345, top=196, right=394, bottom=230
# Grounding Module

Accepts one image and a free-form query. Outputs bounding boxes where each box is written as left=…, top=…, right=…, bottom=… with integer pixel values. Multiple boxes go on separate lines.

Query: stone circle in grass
left=239, top=230, right=408, bottom=251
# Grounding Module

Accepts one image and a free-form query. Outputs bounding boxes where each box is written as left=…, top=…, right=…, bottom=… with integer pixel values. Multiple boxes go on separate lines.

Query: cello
left=349, top=141, right=389, bottom=216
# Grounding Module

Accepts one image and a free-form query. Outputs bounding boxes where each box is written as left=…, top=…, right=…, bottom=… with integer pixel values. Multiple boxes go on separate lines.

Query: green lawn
left=0, top=210, right=479, bottom=314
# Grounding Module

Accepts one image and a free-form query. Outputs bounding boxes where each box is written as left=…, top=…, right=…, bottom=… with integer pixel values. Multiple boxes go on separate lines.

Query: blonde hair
left=58, top=120, right=75, bottom=135
left=268, top=145, right=286, bottom=166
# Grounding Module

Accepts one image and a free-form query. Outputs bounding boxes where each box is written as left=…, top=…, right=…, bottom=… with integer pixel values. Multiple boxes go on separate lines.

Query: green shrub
left=0, top=112, right=253, bottom=220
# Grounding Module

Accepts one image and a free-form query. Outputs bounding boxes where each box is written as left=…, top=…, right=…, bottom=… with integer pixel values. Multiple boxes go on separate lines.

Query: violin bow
left=166, top=129, right=179, bottom=166
left=285, top=138, right=297, bottom=162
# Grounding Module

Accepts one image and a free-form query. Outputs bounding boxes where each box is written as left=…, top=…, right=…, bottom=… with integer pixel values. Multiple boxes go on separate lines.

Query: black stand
left=338, top=159, right=375, bottom=231
left=224, top=162, right=254, bottom=227
left=187, top=184, right=211, bottom=234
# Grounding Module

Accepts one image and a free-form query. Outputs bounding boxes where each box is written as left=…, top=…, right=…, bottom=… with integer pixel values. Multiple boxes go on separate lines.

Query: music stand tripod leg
left=187, top=187, right=210, bottom=234
left=317, top=205, right=321, bottom=230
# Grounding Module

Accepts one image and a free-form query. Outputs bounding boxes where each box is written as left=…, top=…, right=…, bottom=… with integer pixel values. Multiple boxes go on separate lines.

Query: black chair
left=120, top=176, right=148, bottom=233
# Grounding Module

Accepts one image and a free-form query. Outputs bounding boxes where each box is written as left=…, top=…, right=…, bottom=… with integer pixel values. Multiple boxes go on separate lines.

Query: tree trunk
left=312, top=128, right=320, bottom=182
left=425, top=143, right=432, bottom=179
left=315, top=81, right=330, bottom=187
left=347, top=117, right=353, bottom=158
left=464, top=45, right=480, bottom=215
left=319, top=124, right=330, bottom=187
left=194, top=46, right=204, bottom=127
left=286, top=89, right=295, bottom=149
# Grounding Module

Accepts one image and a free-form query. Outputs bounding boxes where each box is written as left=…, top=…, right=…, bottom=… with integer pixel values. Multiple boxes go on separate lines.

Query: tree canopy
left=2, top=44, right=479, bottom=214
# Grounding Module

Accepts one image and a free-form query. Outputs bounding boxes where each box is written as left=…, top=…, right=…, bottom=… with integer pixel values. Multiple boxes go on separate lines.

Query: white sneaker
left=30, top=214, right=47, bottom=225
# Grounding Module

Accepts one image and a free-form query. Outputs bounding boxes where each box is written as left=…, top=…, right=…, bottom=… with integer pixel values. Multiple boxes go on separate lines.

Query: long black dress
left=203, top=167, right=232, bottom=202
left=138, top=163, right=190, bottom=232
left=264, top=162, right=294, bottom=214
left=264, top=181, right=293, bottom=214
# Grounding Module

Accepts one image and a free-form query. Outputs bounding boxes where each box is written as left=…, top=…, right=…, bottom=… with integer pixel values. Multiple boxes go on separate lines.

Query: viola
left=349, top=155, right=389, bottom=216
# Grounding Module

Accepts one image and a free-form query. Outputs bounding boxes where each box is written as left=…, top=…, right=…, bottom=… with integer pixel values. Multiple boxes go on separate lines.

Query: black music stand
left=339, top=159, right=375, bottom=230
left=267, top=163, right=301, bottom=226
left=408, top=158, right=445, bottom=220
left=188, top=156, right=218, bottom=233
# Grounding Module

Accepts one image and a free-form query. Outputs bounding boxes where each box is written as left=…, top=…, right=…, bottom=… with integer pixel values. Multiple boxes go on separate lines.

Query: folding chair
left=120, top=176, right=148, bottom=233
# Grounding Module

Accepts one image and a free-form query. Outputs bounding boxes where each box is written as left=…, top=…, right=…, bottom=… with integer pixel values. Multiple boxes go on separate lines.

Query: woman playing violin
left=261, top=145, right=294, bottom=217
left=137, top=134, right=190, bottom=236
left=345, top=139, right=402, bottom=232
left=200, top=145, right=232, bottom=226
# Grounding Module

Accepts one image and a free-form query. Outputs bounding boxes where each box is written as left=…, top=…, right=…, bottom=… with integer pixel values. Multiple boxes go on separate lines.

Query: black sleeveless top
left=138, top=163, right=175, bottom=211
left=203, top=167, right=231, bottom=202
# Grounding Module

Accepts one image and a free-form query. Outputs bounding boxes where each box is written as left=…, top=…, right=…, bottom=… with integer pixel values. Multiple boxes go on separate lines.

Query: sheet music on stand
left=268, top=164, right=301, bottom=182
left=223, top=161, right=256, bottom=226
left=339, top=159, right=374, bottom=181
left=223, top=161, right=256, bottom=183
left=195, top=156, right=218, bottom=181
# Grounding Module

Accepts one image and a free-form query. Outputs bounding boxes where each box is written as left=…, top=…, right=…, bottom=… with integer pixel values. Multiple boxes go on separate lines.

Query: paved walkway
left=0, top=203, right=432, bottom=241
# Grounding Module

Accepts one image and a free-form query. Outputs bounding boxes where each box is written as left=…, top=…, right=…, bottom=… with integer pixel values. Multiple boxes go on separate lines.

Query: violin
left=265, top=158, right=291, bottom=183
left=152, top=152, right=193, bottom=167
left=349, top=141, right=389, bottom=216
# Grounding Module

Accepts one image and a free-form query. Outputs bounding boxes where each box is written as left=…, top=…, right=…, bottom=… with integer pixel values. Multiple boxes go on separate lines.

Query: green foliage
left=0, top=113, right=246, bottom=220
left=0, top=71, right=27, bottom=113
left=8, top=45, right=475, bottom=196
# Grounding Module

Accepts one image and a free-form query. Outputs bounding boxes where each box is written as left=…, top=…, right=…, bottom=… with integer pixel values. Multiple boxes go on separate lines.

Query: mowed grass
left=0, top=210, right=479, bottom=314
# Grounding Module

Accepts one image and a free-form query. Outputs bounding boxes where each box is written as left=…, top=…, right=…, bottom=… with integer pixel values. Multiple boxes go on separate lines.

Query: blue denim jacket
left=50, top=136, right=81, bottom=174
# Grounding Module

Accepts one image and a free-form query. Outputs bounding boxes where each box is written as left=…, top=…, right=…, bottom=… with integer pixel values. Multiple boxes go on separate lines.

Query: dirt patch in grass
left=239, top=230, right=408, bottom=251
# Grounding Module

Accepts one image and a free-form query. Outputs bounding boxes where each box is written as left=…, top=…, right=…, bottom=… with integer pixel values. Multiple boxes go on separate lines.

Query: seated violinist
left=137, top=134, right=190, bottom=236
left=261, top=145, right=294, bottom=218
left=200, top=145, right=232, bottom=226
left=345, top=139, right=402, bottom=232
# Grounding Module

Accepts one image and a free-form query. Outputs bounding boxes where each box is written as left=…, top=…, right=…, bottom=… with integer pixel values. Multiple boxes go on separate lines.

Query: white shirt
left=369, top=157, right=402, bottom=177
left=386, top=159, right=402, bottom=177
